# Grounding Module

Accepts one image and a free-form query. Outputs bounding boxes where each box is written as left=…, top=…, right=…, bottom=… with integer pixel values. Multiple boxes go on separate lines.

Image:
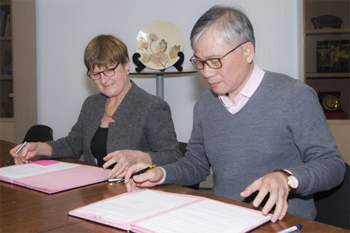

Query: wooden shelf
left=304, top=0, right=350, bottom=163
left=306, top=73, right=350, bottom=79
left=0, top=117, right=14, bottom=122
left=305, top=28, right=350, bottom=35
left=0, top=37, right=11, bottom=41
left=327, top=119, right=350, bottom=124
left=0, top=0, right=37, bottom=143
left=0, top=75, right=12, bottom=81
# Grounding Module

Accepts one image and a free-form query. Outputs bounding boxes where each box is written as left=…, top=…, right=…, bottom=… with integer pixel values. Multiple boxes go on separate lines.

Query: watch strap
left=273, top=168, right=297, bottom=192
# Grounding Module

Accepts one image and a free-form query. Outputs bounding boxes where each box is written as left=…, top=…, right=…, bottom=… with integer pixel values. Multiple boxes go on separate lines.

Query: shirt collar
left=219, top=64, right=265, bottom=105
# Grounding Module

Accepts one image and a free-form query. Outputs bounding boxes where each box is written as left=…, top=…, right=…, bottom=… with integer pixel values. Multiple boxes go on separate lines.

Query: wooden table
left=0, top=139, right=348, bottom=233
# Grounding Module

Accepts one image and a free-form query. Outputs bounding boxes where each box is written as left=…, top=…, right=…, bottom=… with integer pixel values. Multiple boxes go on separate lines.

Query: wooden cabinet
left=0, top=0, right=37, bottom=143
left=304, top=0, right=350, bottom=164
left=0, top=0, right=13, bottom=142
left=303, top=0, right=350, bottom=116
left=327, top=120, right=350, bottom=164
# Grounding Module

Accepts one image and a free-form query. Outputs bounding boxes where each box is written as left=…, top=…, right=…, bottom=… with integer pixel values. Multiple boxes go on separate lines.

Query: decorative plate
left=135, top=20, right=184, bottom=71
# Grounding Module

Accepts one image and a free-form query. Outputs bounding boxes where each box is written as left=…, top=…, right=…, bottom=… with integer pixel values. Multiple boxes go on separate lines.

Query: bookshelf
left=303, top=0, right=350, bottom=164
left=0, top=0, right=37, bottom=143
left=304, top=0, right=350, bottom=116
left=0, top=1, right=12, bottom=119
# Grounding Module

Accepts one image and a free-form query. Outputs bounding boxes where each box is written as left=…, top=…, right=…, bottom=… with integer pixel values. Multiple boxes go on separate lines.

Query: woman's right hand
left=124, top=162, right=165, bottom=192
left=9, top=142, right=52, bottom=165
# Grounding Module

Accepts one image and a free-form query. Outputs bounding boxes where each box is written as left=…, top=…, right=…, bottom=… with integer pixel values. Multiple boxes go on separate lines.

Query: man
left=125, top=5, right=345, bottom=222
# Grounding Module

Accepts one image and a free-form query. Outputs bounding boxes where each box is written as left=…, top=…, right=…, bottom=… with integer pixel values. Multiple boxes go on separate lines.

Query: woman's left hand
left=102, top=150, right=152, bottom=179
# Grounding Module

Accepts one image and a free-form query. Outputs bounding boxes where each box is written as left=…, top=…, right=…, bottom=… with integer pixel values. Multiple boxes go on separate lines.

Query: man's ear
left=244, top=42, right=255, bottom=64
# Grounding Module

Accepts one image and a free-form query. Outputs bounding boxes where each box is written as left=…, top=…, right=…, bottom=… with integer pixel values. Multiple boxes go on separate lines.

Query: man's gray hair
left=190, top=5, right=255, bottom=51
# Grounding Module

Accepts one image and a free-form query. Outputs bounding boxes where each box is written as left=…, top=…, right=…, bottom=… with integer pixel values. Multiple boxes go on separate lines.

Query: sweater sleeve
left=286, top=81, right=345, bottom=195
left=163, top=96, right=212, bottom=186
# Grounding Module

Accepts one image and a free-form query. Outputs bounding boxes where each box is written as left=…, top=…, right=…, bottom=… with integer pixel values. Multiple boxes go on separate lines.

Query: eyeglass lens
left=190, top=42, right=247, bottom=70
left=88, top=63, right=119, bottom=80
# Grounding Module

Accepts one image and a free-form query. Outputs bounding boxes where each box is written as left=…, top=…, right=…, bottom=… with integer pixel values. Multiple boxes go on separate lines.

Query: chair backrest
left=179, top=142, right=187, bottom=156
left=23, top=125, right=53, bottom=143
left=314, top=163, right=350, bottom=230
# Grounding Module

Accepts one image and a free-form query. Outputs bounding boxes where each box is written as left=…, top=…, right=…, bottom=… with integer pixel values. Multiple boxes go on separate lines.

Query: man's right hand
left=124, top=162, right=165, bottom=192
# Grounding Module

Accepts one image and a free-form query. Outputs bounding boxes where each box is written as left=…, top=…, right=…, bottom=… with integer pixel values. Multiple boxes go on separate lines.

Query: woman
left=10, top=34, right=182, bottom=179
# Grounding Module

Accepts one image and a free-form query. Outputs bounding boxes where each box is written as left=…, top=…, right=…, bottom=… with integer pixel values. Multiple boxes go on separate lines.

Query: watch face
left=322, top=94, right=340, bottom=111
left=288, top=176, right=299, bottom=189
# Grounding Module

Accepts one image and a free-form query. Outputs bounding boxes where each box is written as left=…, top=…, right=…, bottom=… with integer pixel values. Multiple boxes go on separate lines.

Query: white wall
left=36, top=0, right=303, bottom=142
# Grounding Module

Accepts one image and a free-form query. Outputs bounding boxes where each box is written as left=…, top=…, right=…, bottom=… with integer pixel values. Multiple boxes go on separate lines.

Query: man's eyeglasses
left=189, top=42, right=248, bottom=70
left=87, top=63, right=120, bottom=80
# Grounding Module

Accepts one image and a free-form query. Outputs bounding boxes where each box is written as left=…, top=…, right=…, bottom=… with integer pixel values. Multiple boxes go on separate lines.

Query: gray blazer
left=47, top=81, right=182, bottom=165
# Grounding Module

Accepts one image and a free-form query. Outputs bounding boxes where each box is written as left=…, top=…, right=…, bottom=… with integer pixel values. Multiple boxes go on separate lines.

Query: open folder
left=0, top=160, right=110, bottom=194
left=69, top=189, right=271, bottom=233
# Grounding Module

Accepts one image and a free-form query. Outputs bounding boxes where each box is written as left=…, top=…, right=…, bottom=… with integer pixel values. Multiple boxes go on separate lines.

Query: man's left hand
left=240, top=172, right=289, bottom=222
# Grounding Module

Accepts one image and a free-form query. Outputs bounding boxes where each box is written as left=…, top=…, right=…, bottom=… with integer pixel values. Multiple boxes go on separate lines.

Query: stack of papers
left=69, top=189, right=271, bottom=233
left=0, top=160, right=110, bottom=194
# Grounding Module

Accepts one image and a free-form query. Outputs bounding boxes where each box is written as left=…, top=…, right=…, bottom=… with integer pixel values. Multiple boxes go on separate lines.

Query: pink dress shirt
left=219, top=64, right=265, bottom=114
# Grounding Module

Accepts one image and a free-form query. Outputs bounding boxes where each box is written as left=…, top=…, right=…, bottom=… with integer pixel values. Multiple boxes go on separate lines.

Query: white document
left=0, top=162, right=79, bottom=179
left=0, top=161, right=110, bottom=194
left=69, top=189, right=271, bottom=233
left=135, top=198, right=270, bottom=233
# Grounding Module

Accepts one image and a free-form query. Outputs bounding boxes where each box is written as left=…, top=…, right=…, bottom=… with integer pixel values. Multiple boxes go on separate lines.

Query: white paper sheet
left=69, top=189, right=271, bottom=233
left=0, top=162, right=79, bottom=179
left=134, top=198, right=270, bottom=233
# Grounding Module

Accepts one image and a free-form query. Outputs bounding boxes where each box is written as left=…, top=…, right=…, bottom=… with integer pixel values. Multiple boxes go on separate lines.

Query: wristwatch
left=273, top=169, right=299, bottom=192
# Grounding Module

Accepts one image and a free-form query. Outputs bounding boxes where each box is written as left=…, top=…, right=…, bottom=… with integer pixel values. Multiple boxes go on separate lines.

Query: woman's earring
left=127, top=71, right=130, bottom=75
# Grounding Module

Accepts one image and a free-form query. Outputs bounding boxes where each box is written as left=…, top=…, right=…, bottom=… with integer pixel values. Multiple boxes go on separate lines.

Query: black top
left=91, top=127, right=108, bottom=166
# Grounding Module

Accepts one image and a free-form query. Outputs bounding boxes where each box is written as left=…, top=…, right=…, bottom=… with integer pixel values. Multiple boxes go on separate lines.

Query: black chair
left=314, top=163, right=350, bottom=230
left=179, top=142, right=200, bottom=190
left=23, top=124, right=53, bottom=143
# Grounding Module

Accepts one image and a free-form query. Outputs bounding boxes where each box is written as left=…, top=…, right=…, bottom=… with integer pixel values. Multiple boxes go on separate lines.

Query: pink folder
left=69, top=189, right=271, bottom=233
left=0, top=160, right=110, bottom=194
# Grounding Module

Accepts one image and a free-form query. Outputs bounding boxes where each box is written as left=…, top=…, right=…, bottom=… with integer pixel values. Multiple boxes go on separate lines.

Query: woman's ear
left=124, top=58, right=130, bottom=72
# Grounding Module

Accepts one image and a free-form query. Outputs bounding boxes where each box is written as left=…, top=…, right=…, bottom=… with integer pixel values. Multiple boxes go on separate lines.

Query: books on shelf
left=3, top=12, right=10, bottom=37
left=1, top=48, right=11, bottom=75
left=317, top=40, right=349, bottom=73
left=69, top=189, right=271, bottom=233
left=0, top=10, right=10, bottom=37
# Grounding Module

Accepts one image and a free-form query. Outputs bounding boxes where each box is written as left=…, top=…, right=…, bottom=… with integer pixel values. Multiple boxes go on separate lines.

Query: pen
left=108, top=164, right=156, bottom=183
left=5, top=141, right=27, bottom=166
left=278, top=224, right=303, bottom=233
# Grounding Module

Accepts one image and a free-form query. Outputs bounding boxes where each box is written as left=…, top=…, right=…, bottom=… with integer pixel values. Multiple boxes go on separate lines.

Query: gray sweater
left=47, top=81, right=182, bottom=166
left=163, top=71, right=345, bottom=219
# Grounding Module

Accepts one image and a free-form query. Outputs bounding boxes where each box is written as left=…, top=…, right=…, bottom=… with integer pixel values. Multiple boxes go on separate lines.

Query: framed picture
left=317, top=40, right=350, bottom=73
left=340, top=40, right=349, bottom=72
left=317, top=41, right=329, bottom=72
left=329, top=40, right=341, bottom=72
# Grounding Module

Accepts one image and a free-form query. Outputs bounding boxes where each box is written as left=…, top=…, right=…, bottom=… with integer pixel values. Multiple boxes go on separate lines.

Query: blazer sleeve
left=145, top=98, right=183, bottom=165
left=46, top=97, right=91, bottom=160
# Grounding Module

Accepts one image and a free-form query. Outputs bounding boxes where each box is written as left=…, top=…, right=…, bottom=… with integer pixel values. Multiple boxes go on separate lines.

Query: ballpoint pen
left=108, top=164, right=156, bottom=183
left=5, top=141, right=27, bottom=166
left=278, top=224, right=303, bottom=233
